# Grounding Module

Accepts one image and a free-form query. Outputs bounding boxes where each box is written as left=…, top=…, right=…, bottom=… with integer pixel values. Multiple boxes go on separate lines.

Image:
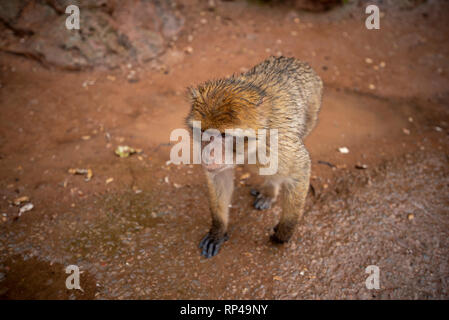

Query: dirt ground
left=0, top=0, right=449, bottom=299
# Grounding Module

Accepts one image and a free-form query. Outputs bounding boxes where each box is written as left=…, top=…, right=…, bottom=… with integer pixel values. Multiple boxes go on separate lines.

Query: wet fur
left=186, top=56, right=323, bottom=257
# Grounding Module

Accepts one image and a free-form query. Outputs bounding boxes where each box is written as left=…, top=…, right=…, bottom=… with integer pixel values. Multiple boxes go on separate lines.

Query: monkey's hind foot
left=199, top=232, right=229, bottom=258
left=250, top=189, right=274, bottom=211
left=270, top=223, right=294, bottom=244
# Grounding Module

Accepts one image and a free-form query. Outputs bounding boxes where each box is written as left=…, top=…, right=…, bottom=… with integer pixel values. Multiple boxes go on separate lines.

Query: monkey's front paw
left=251, top=189, right=273, bottom=210
left=199, top=233, right=229, bottom=258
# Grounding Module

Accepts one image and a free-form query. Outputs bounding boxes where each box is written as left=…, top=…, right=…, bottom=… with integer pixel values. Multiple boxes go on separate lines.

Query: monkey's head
left=186, top=79, right=266, bottom=173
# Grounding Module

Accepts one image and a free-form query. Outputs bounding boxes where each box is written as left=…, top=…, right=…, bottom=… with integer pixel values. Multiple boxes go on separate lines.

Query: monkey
left=185, top=56, right=323, bottom=258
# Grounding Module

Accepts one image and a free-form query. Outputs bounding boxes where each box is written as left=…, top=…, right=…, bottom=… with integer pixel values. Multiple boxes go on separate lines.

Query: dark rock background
left=0, top=0, right=428, bottom=69
left=0, top=0, right=185, bottom=69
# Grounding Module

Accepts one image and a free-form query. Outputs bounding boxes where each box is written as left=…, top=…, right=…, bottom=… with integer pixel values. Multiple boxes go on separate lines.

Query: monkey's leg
left=250, top=178, right=281, bottom=210
left=303, top=85, right=323, bottom=137
left=199, top=167, right=234, bottom=258
left=271, top=159, right=311, bottom=243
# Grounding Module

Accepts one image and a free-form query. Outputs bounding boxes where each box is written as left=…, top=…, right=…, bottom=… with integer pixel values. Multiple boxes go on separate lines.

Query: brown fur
left=187, top=56, right=323, bottom=258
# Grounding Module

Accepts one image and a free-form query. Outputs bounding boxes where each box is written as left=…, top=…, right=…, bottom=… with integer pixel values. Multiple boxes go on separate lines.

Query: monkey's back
left=238, top=56, right=323, bottom=138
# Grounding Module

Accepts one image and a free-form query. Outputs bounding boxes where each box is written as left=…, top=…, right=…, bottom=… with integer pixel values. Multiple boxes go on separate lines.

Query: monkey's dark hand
left=199, top=233, right=229, bottom=258
left=251, top=189, right=273, bottom=210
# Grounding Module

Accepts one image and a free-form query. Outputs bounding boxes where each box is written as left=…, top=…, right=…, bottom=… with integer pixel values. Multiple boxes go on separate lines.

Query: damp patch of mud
left=1, top=149, right=448, bottom=299
left=0, top=255, right=96, bottom=300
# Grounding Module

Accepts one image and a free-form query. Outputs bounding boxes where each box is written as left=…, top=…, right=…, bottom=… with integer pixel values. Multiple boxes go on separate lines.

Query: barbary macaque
left=186, top=56, right=323, bottom=258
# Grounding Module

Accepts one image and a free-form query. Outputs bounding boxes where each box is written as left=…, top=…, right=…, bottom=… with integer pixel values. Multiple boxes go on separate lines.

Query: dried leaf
left=115, top=145, right=137, bottom=158
left=13, top=196, right=29, bottom=206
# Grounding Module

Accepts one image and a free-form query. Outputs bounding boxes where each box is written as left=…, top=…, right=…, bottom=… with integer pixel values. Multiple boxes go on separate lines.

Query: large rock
left=0, top=0, right=28, bottom=25
left=0, top=0, right=184, bottom=69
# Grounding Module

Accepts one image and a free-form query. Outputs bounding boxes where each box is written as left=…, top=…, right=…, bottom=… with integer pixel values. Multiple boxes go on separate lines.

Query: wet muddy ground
left=0, top=1, right=449, bottom=299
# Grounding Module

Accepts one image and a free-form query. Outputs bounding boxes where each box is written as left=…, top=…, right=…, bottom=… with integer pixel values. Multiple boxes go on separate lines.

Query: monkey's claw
left=250, top=189, right=260, bottom=197
left=251, top=189, right=273, bottom=210
left=199, top=233, right=229, bottom=258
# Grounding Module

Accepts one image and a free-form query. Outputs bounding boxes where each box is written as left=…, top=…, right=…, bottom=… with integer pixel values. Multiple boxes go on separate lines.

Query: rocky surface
left=0, top=0, right=184, bottom=69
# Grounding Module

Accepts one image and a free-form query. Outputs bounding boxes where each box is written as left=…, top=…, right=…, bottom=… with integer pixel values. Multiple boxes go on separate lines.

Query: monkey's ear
left=188, top=86, right=199, bottom=101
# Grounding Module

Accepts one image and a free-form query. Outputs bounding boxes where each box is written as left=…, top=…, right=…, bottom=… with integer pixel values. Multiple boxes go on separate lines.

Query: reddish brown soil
left=0, top=1, right=448, bottom=299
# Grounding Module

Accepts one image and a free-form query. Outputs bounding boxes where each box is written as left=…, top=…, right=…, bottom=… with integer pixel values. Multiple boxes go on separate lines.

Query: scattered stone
left=380, top=61, right=386, bottom=68
left=318, top=160, right=336, bottom=168
left=105, top=178, right=114, bottom=184
left=115, top=145, right=139, bottom=158
left=355, top=163, right=368, bottom=170
left=369, top=84, right=376, bottom=90
left=68, top=168, right=93, bottom=181
left=19, top=203, right=34, bottom=216
left=208, top=0, right=216, bottom=10
left=184, top=46, right=194, bottom=54
left=407, top=213, right=414, bottom=220
left=338, top=147, right=349, bottom=154
left=434, top=126, right=442, bottom=132
left=403, top=128, right=410, bottom=135
left=82, top=80, right=95, bottom=88
left=132, top=186, right=142, bottom=194
left=365, top=57, right=373, bottom=64
left=127, top=70, right=139, bottom=83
